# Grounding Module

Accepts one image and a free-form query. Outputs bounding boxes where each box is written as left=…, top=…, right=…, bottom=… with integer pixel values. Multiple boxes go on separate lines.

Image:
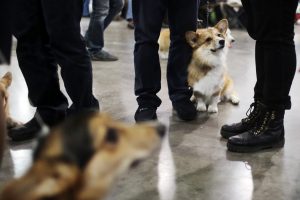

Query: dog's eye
left=206, top=38, right=212, bottom=42
left=192, top=37, right=198, bottom=43
left=105, top=128, right=119, bottom=144
left=217, top=33, right=222, bottom=37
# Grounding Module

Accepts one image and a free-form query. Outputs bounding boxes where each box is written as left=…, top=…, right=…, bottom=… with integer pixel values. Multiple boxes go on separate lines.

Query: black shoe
left=227, top=106, right=285, bottom=153
left=173, top=100, right=197, bottom=121
left=8, top=118, right=41, bottom=142
left=89, top=50, right=118, bottom=61
left=220, top=101, right=261, bottom=139
left=134, top=107, right=157, bottom=122
left=127, top=20, right=134, bottom=29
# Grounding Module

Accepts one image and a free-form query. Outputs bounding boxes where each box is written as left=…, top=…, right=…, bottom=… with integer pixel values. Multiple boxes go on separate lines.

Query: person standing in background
left=9, top=0, right=100, bottom=142
left=83, top=0, right=90, bottom=17
left=221, top=0, right=298, bottom=153
left=85, top=0, right=124, bottom=61
left=126, top=0, right=134, bottom=29
left=133, top=0, right=199, bottom=122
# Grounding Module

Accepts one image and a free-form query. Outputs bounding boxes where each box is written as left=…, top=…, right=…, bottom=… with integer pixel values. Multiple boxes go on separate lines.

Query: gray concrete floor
left=1, top=19, right=300, bottom=200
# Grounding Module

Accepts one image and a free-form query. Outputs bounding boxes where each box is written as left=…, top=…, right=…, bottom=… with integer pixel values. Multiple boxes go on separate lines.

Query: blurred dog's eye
left=105, top=128, right=119, bottom=144
left=206, top=37, right=212, bottom=42
left=192, top=37, right=198, bottom=43
left=217, top=33, right=222, bottom=37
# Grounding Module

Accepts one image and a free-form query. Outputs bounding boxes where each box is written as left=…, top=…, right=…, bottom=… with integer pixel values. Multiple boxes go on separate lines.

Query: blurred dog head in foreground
left=1, top=112, right=165, bottom=200
left=0, top=72, right=20, bottom=129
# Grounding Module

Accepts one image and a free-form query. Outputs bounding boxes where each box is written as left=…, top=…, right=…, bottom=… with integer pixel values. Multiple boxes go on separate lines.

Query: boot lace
left=241, top=103, right=259, bottom=124
left=250, top=111, right=276, bottom=136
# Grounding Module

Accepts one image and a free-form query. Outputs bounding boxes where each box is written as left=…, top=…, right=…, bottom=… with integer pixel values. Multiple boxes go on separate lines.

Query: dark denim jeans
left=85, top=0, right=123, bottom=52
left=242, top=0, right=298, bottom=110
left=133, top=0, right=198, bottom=108
left=83, top=0, right=90, bottom=16
left=12, top=0, right=99, bottom=125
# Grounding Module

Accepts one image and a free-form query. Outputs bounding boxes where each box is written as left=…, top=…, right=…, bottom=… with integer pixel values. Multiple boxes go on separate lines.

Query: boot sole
left=227, top=139, right=285, bottom=153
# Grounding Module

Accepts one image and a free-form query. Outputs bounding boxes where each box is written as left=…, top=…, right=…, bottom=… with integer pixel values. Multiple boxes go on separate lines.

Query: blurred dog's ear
left=185, top=31, right=199, bottom=48
left=1, top=72, right=12, bottom=89
left=1, top=161, right=80, bottom=200
left=33, top=163, right=80, bottom=199
left=215, top=19, right=228, bottom=34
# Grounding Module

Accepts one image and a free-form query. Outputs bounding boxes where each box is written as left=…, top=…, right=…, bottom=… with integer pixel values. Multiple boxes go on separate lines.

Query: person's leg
left=83, top=0, right=90, bottom=17
left=126, top=0, right=134, bottom=29
left=41, top=0, right=99, bottom=115
left=253, top=42, right=264, bottom=102
left=10, top=0, right=69, bottom=141
left=167, top=0, right=198, bottom=120
left=103, top=0, right=124, bottom=29
left=246, top=0, right=298, bottom=109
left=85, top=0, right=109, bottom=52
left=85, top=0, right=119, bottom=61
left=227, top=0, right=299, bottom=153
left=126, top=0, right=133, bottom=20
left=132, top=0, right=166, bottom=121
left=221, top=0, right=262, bottom=139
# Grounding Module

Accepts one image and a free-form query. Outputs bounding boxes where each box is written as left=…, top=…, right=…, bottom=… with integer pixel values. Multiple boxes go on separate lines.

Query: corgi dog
left=0, top=72, right=20, bottom=129
left=158, top=23, right=235, bottom=60
left=186, top=19, right=239, bottom=113
left=1, top=112, right=165, bottom=200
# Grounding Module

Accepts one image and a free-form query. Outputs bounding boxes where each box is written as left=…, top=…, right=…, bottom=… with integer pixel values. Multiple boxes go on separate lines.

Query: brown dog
left=0, top=72, right=20, bottom=129
left=1, top=112, right=165, bottom=200
left=0, top=72, right=19, bottom=165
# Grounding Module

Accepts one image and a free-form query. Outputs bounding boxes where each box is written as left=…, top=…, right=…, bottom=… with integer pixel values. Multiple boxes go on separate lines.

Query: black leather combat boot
left=227, top=105, right=285, bottom=153
left=220, top=101, right=261, bottom=139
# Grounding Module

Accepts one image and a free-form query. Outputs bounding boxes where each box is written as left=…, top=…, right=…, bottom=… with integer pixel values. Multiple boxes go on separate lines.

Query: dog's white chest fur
left=193, top=51, right=226, bottom=103
left=193, top=66, right=224, bottom=99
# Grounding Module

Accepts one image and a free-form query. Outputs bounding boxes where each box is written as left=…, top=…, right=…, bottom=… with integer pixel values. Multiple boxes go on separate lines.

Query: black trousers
left=13, top=0, right=99, bottom=125
left=133, top=0, right=198, bottom=108
left=0, top=1, right=12, bottom=64
left=241, top=0, right=298, bottom=110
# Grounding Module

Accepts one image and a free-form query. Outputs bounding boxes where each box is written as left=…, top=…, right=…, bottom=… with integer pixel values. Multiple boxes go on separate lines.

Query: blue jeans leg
left=85, top=0, right=123, bottom=52
left=83, top=0, right=90, bottom=16
left=85, top=0, right=109, bottom=52
left=126, top=0, right=133, bottom=20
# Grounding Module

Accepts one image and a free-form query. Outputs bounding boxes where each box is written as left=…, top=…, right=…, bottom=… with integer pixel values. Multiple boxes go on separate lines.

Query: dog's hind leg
left=227, top=91, right=240, bottom=105
left=223, top=85, right=240, bottom=105
left=222, top=76, right=240, bottom=105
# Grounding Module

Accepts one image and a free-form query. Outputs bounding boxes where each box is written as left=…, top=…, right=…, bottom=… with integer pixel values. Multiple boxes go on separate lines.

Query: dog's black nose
left=156, top=123, right=166, bottom=138
left=219, top=40, right=225, bottom=46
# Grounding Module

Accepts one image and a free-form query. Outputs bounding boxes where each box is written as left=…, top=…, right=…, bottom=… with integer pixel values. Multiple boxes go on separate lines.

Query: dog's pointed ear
left=185, top=31, right=199, bottom=48
left=1, top=72, right=12, bottom=89
left=215, top=19, right=228, bottom=34
left=1, top=162, right=80, bottom=200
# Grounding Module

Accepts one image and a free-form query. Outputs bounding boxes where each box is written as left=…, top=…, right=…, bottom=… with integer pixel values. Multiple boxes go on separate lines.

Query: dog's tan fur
left=158, top=29, right=171, bottom=59
left=1, top=113, right=164, bottom=200
left=0, top=72, right=20, bottom=129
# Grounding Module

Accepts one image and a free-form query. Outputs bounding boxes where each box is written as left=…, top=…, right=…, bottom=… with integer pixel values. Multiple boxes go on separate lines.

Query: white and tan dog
left=186, top=19, right=239, bottom=113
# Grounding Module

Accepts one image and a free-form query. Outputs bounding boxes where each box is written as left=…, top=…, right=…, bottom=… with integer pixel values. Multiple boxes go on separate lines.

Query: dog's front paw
left=197, top=103, right=207, bottom=112
left=208, top=105, right=218, bottom=113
